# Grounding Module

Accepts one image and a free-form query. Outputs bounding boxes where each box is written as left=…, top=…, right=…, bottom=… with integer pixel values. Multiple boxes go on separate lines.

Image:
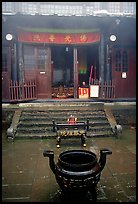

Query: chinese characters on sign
left=18, top=30, right=100, bottom=44
left=78, top=87, right=89, bottom=99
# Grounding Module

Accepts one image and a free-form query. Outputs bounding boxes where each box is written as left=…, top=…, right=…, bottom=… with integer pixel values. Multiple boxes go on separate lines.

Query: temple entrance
left=51, top=44, right=99, bottom=99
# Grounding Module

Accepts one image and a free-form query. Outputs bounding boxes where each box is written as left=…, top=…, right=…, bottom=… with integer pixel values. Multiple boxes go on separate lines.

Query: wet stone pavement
left=2, top=124, right=136, bottom=202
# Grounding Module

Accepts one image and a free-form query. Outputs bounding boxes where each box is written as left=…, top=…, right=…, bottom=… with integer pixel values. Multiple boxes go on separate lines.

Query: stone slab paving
left=2, top=124, right=136, bottom=202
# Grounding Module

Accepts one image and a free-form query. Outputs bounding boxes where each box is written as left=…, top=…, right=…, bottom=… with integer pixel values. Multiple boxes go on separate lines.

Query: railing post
left=86, top=119, right=89, bottom=131
left=22, top=82, right=25, bottom=100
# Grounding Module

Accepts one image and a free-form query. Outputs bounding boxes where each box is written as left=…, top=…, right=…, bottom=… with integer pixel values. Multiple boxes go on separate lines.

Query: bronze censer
left=43, top=149, right=112, bottom=201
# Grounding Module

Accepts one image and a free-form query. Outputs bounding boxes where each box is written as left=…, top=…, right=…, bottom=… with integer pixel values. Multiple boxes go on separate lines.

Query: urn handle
left=99, top=148, right=112, bottom=171
left=100, top=148, right=112, bottom=155
left=43, top=150, right=56, bottom=174
left=43, top=150, right=54, bottom=157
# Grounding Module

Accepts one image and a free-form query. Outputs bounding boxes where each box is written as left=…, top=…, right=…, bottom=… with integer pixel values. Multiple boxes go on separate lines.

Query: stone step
left=16, top=125, right=112, bottom=133
left=11, top=102, right=116, bottom=140
left=19, top=116, right=107, bottom=122
left=15, top=132, right=56, bottom=139
left=89, top=126, right=112, bottom=131
left=20, top=114, right=106, bottom=120
left=15, top=130, right=114, bottom=139
left=17, top=120, right=109, bottom=128
left=18, top=102, right=104, bottom=110
left=21, top=109, right=105, bottom=115
left=20, top=112, right=106, bottom=117
left=87, top=132, right=114, bottom=137
left=16, top=127, right=53, bottom=132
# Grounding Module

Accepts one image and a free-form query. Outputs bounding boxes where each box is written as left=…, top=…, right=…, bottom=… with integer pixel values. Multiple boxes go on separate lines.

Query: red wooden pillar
left=2, top=46, right=11, bottom=101
left=73, top=47, right=78, bottom=98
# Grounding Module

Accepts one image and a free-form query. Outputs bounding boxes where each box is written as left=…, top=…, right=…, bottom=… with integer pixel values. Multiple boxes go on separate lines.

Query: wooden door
left=36, top=47, right=51, bottom=98
left=23, top=45, right=51, bottom=99
left=112, top=48, right=136, bottom=98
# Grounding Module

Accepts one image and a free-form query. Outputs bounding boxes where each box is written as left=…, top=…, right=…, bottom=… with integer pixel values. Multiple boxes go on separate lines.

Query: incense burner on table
left=52, top=116, right=89, bottom=148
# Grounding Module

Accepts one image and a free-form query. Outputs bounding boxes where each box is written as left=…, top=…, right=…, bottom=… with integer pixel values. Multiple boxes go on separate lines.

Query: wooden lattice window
left=2, top=52, right=8, bottom=72
left=122, top=50, right=128, bottom=72
left=115, top=50, right=121, bottom=71
left=37, top=48, right=49, bottom=70
left=115, top=49, right=128, bottom=72
left=23, top=45, right=35, bottom=69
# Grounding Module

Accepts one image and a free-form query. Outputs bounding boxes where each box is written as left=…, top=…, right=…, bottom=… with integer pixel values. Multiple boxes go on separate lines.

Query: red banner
left=17, top=30, right=100, bottom=44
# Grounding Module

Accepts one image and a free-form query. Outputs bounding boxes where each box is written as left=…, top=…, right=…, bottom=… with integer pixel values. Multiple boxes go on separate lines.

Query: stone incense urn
left=43, top=149, right=112, bottom=201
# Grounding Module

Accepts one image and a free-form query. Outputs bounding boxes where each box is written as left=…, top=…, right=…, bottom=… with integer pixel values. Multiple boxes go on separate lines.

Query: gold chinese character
left=49, top=34, right=55, bottom=42
left=80, top=34, right=87, bottom=42
left=33, top=34, right=40, bottom=41
left=65, top=35, right=72, bottom=43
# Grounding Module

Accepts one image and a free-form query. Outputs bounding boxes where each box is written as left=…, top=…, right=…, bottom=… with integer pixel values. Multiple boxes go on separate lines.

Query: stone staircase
left=9, top=102, right=115, bottom=140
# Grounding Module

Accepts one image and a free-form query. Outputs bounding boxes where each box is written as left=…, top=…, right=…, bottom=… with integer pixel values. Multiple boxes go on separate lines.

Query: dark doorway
left=51, top=45, right=74, bottom=87
left=78, top=44, right=99, bottom=87
left=51, top=45, right=74, bottom=98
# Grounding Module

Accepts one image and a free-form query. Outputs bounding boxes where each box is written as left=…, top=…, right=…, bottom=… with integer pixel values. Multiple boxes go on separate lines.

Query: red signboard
left=17, top=29, right=100, bottom=44
left=78, top=87, right=89, bottom=99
